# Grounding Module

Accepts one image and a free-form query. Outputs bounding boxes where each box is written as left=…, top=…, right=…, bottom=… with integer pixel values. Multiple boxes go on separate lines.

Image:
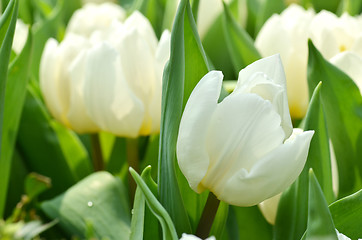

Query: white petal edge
left=218, top=129, right=314, bottom=206
left=177, top=71, right=223, bottom=193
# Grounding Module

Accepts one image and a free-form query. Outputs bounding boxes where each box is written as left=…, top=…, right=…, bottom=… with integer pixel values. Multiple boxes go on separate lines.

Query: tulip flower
left=40, top=9, right=170, bottom=137
left=177, top=55, right=314, bottom=206
left=12, top=19, right=28, bottom=54
left=67, top=2, right=126, bottom=37
left=255, top=4, right=362, bottom=119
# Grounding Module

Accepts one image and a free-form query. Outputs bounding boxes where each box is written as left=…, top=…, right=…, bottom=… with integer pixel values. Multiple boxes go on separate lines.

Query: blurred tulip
left=256, top=4, right=362, bottom=119
left=67, top=2, right=126, bottom=37
left=40, top=8, right=170, bottom=137
left=177, top=55, right=314, bottom=206
left=258, top=193, right=281, bottom=225
left=12, top=19, right=28, bottom=54
left=180, top=233, right=216, bottom=240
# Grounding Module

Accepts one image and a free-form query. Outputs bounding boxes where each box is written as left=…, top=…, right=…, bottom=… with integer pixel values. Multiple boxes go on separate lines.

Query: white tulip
left=12, top=19, right=28, bottom=54
left=67, top=2, right=126, bottom=37
left=40, top=10, right=170, bottom=137
left=180, top=233, right=216, bottom=240
left=177, top=55, right=314, bottom=206
left=256, top=4, right=362, bottom=119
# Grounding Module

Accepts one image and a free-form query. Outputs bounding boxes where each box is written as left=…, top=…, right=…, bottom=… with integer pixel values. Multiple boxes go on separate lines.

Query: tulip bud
left=40, top=6, right=170, bottom=137
left=177, top=55, right=314, bottom=207
left=256, top=4, right=362, bottom=119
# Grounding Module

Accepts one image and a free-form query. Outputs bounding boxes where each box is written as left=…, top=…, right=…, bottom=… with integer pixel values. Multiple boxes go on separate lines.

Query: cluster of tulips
left=0, top=0, right=361, bottom=239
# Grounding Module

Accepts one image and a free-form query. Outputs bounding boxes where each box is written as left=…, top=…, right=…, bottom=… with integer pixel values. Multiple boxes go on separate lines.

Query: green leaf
left=130, top=165, right=159, bottom=240
left=230, top=205, right=272, bottom=239
left=311, top=0, right=340, bottom=12
left=222, top=1, right=261, bottom=75
left=25, top=173, right=51, bottom=200
left=304, top=169, right=337, bottom=240
left=274, top=83, right=334, bottom=240
left=302, top=82, right=334, bottom=204
left=17, top=84, right=80, bottom=198
left=42, top=171, right=131, bottom=240
left=158, top=0, right=212, bottom=235
left=330, top=189, right=362, bottom=239
left=307, top=40, right=362, bottom=198
left=0, top=0, right=18, bottom=218
left=130, top=167, right=178, bottom=240
left=138, top=0, right=165, bottom=38
left=245, top=0, right=262, bottom=38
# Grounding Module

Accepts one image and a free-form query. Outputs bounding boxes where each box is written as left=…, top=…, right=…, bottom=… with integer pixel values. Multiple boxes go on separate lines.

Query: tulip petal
left=234, top=55, right=292, bottom=138
left=177, top=71, right=223, bottom=193
left=330, top=51, right=362, bottom=95
left=67, top=50, right=100, bottom=133
left=83, top=42, right=144, bottom=137
left=40, top=39, right=63, bottom=123
left=218, top=129, right=313, bottom=206
left=201, top=93, right=285, bottom=196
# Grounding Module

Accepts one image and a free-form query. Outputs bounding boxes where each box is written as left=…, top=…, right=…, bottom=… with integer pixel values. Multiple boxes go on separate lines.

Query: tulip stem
left=90, top=134, right=104, bottom=171
left=127, top=138, right=139, bottom=205
left=196, top=192, right=220, bottom=238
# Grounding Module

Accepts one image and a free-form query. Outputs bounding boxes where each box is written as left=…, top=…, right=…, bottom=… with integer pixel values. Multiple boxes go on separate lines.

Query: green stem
left=127, top=138, right=139, bottom=205
left=90, top=134, right=104, bottom=171
left=196, top=192, right=220, bottom=238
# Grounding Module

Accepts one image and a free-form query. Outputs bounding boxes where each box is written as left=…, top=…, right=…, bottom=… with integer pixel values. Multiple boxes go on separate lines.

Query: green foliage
left=130, top=167, right=178, bottom=240
left=307, top=40, right=362, bottom=198
left=303, top=169, right=338, bottom=240
left=42, top=172, right=131, bottom=240
left=0, top=0, right=18, bottom=218
left=330, top=189, right=362, bottom=239
left=222, top=1, right=261, bottom=75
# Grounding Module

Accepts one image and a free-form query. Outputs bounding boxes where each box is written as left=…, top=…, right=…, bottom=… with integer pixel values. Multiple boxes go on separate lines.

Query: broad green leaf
left=222, top=1, right=261, bottom=75
left=311, top=0, right=340, bottom=12
left=42, top=171, right=131, bottom=240
left=307, top=40, right=362, bottom=198
left=231, top=205, right=272, bottom=239
left=245, top=0, right=262, bottom=38
left=31, top=0, right=64, bottom=81
left=158, top=0, right=211, bottom=235
left=274, top=83, right=333, bottom=240
left=201, top=0, right=238, bottom=80
left=304, top=169, right=337, bottom=240
left=130, top=167, right=178, bottom=240
left=0, top=0, right=18, bottom=218
left=130, top=185, right=145, bottom=240
left=17, top=85, right=77, bottom=198
left=330, top=189, right=362, bottom=239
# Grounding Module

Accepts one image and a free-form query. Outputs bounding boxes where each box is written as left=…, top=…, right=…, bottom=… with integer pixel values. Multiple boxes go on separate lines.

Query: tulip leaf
left=159, top=0, right=212, bottom=235
left=329, top=189, right=362, bottom=239
left=17, top=83, right=91, bottom=198
left=304, top=169, right=338, bottom=240
left=41, top=171, right=131, bottom=240
left=201, top=0, right=238, bottom=80
left=307, top=40, right=362, bottom=198
left=0, top=0, right=18, bottom=218
left=229, top=205, right=272, bottom=239
left=222, top=1, right=261, bottom=75
left=130, top=167, right=178, bottom=240
left=275, top=82, right=333, bottom=240
left=130, top=165, right=159, bottom=240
